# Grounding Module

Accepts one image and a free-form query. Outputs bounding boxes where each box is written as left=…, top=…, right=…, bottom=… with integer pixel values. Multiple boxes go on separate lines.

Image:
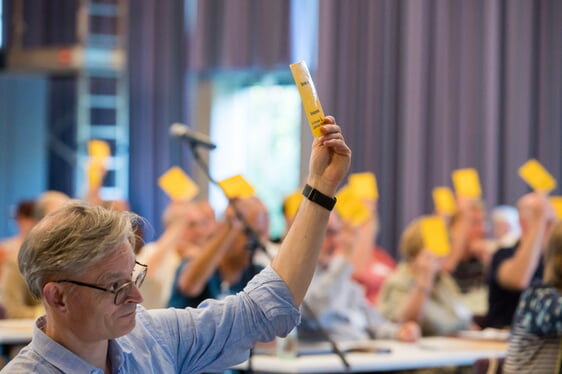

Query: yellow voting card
left=290, top=61, right=325, bottom=138
left=420, top=216, right=451, bottom=257
left=218, top=175, right=255, bottom=199
left=88, top=139, right=111, bottom=160
left=349, top=172, right=379, bottom=200
left=87, top=159, right=105, bottom=189
left=550, top=197, right=562, bottom=220
left=158, top=166, right=199, bottom=200
left=284, top=190, right=303, bottom=221
left=432, top=187, right=456, bottom=215
left=452, top=168, right=482, bottom=198
left=335, top=185, right=371, bottom=226
left=518, top=159, right=557, bottom=192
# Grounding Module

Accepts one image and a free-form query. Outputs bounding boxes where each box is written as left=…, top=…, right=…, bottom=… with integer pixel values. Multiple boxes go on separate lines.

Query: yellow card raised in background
left=284, top=190, right=303, bottom=221
left=88, top=139, right=111, bottom=160
left=290, top=61, right=325, bottom=137
left=432, top=187, right=456, bottom=215
left=420, top=216, right=451, bottom=257
left=550, top=197, right=562, bottom=220
left=158, top=166, right=199, bottom=200
left=452, top=168, right=482, bottom=198
left=218, top=175, right=255, bottom=199
left=87, top=159, right=105, bottom=189
left=518, top=159, right=557, bottom=192
left=349, top=172, right=379, bottom=200
left=335, top=185, right=371, bottom=226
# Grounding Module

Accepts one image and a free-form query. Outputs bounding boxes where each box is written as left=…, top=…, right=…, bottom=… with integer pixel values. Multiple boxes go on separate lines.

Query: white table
left=0, top=319, right=34, bottom=345
left=235, top=337, right=508, bottom=373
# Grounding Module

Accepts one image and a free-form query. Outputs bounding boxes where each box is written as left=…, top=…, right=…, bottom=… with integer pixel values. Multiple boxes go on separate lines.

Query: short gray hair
left=19, top=200, right=141, bottom=299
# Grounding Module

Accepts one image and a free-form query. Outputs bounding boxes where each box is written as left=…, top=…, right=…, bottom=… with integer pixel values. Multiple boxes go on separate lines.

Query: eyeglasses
left=55, top=261, right=148, bottom=305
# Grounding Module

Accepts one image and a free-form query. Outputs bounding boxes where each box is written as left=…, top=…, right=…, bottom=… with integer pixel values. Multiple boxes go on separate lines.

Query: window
left=208, top=72, right=301, bottom=239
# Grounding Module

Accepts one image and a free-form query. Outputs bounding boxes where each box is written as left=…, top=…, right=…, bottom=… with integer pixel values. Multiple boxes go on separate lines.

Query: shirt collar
left=32, top=316, right=124, bottom=374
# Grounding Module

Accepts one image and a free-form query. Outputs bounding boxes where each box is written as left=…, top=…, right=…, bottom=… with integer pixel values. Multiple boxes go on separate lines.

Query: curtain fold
left=190, top=0, right=292, bottom=71
left=317, top=0, right=562, bottom=256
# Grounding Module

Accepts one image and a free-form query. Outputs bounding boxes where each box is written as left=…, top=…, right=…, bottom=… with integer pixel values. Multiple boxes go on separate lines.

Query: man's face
left=319, top=213, right=341, bottom=267
left=64, top=241, right=143, bottom=341
left=182, top=207, right=208, bottom=247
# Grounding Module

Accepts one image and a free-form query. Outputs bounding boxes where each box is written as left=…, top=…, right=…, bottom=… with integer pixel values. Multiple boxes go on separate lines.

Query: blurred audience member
left=378, top=217, right=473, bottom=336
left=347, top=198, right=396, bottom=305
left=485, top=192, right=555, bottom=329
left=503, top=219, right=562, bottom=374
left=300, top=212, right=420, bottom=342
left=491, top=205, right=521, bottom=249
left=137, top=200, right=210, bottom=308
left=0, top=200, right=36, bottom=264
left=167, top=197, right=267, bottom=308
left=0, top=191, right=69, bottom=318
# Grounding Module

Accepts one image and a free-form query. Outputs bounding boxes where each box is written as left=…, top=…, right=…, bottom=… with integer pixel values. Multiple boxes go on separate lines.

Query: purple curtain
left=190, top=0, right=292, bottom=71
left=317, top=0, right=562, bottom=255
left=129, top=0, right=191, bottom=238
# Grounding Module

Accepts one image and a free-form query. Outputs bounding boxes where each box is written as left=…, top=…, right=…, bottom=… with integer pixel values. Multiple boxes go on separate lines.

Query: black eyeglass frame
left=54, top=261, right=147, bottom=305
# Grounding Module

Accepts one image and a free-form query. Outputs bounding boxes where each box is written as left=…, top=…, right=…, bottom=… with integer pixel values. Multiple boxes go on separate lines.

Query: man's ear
left=42, top=283, right=69, bottom=313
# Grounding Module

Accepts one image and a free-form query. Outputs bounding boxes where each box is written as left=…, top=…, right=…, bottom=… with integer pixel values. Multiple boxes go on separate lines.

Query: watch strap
left=302, top=184, right=337, bottom=211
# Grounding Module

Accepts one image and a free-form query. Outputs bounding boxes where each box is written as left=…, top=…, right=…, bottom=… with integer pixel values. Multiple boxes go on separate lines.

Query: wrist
left=302, top=184, right=337, bottom=211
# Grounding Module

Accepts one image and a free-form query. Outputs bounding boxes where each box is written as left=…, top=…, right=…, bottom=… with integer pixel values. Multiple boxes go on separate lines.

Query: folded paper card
left=432, top=187, right=456, bottom=215
left=452, top=168, right=482, bottom=198
left=518, top=159, right=557, bottom=192
left=349, top=172, right=379, bottom=200
left=88, top=139, right=111, bottom=161
left=218, top=175, right=255, bottom=199
left=420, top=216, right=451, bottom=257
left=335, top=185, right=371, bottom=226
left=158, top=166, right=199, bottom=200
left=290, top=61, right=325, bottom=137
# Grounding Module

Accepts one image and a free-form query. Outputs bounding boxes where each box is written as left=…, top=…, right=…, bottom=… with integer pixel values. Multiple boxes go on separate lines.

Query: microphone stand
left=183, top=139, right=351, bottom=373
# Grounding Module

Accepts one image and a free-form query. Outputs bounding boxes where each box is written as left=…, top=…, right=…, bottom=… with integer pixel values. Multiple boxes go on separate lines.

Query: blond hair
left=399, top=217, right=425, bottom=261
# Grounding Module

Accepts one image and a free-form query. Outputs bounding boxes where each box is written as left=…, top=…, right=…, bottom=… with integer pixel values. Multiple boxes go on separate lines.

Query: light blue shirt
left=1, top=267, right=299, bottom=373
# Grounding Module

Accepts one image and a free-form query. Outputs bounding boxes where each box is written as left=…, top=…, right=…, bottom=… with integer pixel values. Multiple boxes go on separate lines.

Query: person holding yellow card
left=300, top=212, right=420, bottom=343
left=378, top=216, right=474, bottom=336
left=2, top=116, right=351, bottom=373
left=484, top=192, right=556, bottom=329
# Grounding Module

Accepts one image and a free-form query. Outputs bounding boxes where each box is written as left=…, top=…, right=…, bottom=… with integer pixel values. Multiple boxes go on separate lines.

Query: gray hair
left=19, top=200, right=140, bottom=299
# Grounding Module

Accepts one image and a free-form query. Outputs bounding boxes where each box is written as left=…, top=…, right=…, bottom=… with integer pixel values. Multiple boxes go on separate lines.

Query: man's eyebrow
left=97, top=272, right=127, bottom=284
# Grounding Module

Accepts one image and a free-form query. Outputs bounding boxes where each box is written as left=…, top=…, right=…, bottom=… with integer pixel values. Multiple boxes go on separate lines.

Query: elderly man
left=167, top=196, right=269, bottom=308
left=2, top=117, right=350, bottom=373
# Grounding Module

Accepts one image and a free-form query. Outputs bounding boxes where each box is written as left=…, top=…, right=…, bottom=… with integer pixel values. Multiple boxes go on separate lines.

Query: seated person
left=167, top=195, right=272, bottom=308
left=1, top=116, right=351, bottom=373
left=300, top=212, right=419, bottom=343
left=347, top=198, right=396, bottom=305
left=503, top=219, right=562, bottom=374
left=378, top=217, right=473, bottom=336
left=138, top=200, right=211, bottom=308
left=0, top=191, right=69, bottom=319
left=485, top=192, right=555, bottom=328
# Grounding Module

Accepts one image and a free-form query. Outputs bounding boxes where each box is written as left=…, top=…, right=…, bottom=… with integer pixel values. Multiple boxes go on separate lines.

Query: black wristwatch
left=302, top=184, right=337, bottom=211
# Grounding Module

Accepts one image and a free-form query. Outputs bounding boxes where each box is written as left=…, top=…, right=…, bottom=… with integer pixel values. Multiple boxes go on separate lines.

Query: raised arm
left=497, top=193, right=553, bottom=290
left=271, top=117, right=351, bottom=306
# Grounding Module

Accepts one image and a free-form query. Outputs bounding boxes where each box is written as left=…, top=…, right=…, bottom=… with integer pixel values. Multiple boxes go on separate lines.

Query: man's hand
left=307, top=116, right=352, bottom=196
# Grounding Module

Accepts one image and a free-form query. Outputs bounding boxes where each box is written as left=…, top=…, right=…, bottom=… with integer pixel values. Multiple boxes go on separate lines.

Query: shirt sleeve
left=141, top=266, right=300, bottom=373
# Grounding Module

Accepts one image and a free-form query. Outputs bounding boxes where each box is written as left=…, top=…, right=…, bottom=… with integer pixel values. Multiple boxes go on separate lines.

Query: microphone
left=170, top=123, right=217, bottom=150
